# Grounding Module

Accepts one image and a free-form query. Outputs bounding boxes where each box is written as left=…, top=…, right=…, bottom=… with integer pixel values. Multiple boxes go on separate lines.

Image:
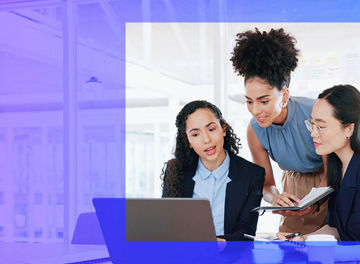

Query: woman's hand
left=276, top=232, right=305, bottom=241
left=271, top=192, right=300, bottom=207
left=216, top=237, right=226, bottom=251
left=274, top=204, right=318, bottom=217
left=271, top=192, right=318, bottom=217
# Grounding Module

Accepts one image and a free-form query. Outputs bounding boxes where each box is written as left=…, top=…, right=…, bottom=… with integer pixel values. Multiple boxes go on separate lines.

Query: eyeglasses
left=304, top=119, right=322, bottom=137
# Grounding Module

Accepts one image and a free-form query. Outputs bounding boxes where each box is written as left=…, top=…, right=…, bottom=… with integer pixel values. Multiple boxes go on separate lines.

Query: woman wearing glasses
left=230, top=28, right=327, bottom=234
left=278, top=85, right=360, bottom=241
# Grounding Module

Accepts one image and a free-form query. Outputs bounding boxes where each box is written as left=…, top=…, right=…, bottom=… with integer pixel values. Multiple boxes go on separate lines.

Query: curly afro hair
left=230, top=28, right=299, bottom=91
left=161, top=100, right=241, bottom=197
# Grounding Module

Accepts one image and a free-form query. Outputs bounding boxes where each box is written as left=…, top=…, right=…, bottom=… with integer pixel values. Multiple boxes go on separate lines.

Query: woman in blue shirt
left=161, top=100, right=265, bottom=241
left=230, top=28, right=327, bottom=234
left=279, top=85, right=360, bottom=241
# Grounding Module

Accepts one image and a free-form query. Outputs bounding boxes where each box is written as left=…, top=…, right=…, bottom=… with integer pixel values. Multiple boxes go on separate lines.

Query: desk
left=1, top=241, right=360, bottom=263
left=221, top=241, right=360, bottom=263
left=0, top=242, right=109, bottom=264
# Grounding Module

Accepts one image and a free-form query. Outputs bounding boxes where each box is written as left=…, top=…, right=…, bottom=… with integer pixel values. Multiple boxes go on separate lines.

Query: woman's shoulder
left=291, top=96, right=316, bottom=111
left=229, top=152, right=265, bottom=173
left=164, top=158, right=197, bottom=176
left=166, top=158, right=177, bottom=166
left=287, top=96, right=316, bottom=127
left=249, top=117, right=267, bottom=139
left=229, top=153, right=265, bottom=187
left=249, top=116, right=261, bottom=130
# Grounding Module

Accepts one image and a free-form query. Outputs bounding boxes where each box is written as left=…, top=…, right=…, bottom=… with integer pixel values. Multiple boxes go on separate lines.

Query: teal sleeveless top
left=250, top=96, right=323, bottom=173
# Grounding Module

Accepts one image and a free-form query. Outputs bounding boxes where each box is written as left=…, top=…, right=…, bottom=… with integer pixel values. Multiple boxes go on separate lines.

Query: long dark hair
left=161, top=100, right=241, bottom=197
left=318, top=85, right=360, bottom=189
left=230, top=28, right=299, bottom=90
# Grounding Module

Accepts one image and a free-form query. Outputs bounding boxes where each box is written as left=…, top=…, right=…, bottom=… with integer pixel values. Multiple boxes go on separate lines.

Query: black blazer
left=327, top=152, right=360, bottom=241
left=162, top=152, right=265, bottom=241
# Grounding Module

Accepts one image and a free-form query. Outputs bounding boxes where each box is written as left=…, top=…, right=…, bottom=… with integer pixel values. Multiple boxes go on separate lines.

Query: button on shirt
left=192, top=151, right=231, bottom=236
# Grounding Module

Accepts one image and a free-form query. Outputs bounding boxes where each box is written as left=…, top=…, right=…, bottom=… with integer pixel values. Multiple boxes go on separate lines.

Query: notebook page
left=298, top=187, right=331, bottom=207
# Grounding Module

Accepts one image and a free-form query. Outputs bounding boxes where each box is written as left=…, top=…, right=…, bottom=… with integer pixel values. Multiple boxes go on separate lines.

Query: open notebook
left=252, top=186, right=334, bottom=212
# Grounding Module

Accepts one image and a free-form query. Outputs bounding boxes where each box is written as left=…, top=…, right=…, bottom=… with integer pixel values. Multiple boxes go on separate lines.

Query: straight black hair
left=318, top=85, right=360, bottom=189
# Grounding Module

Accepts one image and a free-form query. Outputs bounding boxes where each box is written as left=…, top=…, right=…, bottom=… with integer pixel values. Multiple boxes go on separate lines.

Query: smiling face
left=186, top=108, right=226, bottom=172
left=310, top=98, right=353, bottom=156
left=245, top=77, right=289, bottom=127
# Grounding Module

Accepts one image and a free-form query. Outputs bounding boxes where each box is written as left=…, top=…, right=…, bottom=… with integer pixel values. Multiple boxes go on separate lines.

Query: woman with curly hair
left=230, top=28, right=327, bottom=234
left=161, top=100, right=265, bottom=241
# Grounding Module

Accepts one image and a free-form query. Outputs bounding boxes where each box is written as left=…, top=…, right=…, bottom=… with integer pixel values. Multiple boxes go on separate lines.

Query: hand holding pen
left=272, top=192, right=318, bottom=218
left=277, top=232, right=304, bottom=241
left=285, top=232, right=302, bottom=240
left=272, top=192, right=300, bottom=207
left=244, top=232, right=303, bottom=241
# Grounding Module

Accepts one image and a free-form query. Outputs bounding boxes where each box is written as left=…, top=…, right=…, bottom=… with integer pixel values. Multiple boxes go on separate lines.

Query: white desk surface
left=0, top=242, right=109, bottom=264
left=2, top=240, right=360, bottom=263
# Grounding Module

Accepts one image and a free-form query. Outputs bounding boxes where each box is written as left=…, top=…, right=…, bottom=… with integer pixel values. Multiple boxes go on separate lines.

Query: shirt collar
left=196, top=150, right=230, bottom=180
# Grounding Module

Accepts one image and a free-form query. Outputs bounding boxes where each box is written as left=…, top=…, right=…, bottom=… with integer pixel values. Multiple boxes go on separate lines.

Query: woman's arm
left=280, top=156, right=328, bottom=216
left=247, top=124, right=321, bottom=217
left=346, top=190, right=360, bottom=240
left=247, top=124, right=299, bottom=206
left=247, top=124, right=278, bottom=203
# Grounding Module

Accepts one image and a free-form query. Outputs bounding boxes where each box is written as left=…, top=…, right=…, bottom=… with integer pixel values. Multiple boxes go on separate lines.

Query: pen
left=244, top=234, right=278, bottom=241
left=289, top=198, right=298, bottom=206
left=285, top=232, right=302, bottom=239
left=244, top=234, right=256, bottom=240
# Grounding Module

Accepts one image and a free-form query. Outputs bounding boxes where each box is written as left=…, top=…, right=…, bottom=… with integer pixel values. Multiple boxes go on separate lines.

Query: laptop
left=92, top=198, right=220, bottom=263
left=93, top=198, right=217, bottom=241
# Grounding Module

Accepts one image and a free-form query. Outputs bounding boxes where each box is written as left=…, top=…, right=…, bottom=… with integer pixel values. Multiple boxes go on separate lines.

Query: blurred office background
left=0, top=0, right=360, bottom=244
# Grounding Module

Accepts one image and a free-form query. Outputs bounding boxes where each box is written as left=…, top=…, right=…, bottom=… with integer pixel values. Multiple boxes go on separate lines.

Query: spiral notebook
left=245, top=234, right=306, bottom=248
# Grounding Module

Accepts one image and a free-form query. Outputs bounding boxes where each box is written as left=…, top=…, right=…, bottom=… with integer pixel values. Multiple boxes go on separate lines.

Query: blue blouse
left=251, top=96, right=323, bottom=173
left=192, top=151, right=231, bottom=236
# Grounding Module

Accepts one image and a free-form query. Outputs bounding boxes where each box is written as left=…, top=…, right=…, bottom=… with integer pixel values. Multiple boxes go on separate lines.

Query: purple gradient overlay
left=1, top=0, right=360, bottom=263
